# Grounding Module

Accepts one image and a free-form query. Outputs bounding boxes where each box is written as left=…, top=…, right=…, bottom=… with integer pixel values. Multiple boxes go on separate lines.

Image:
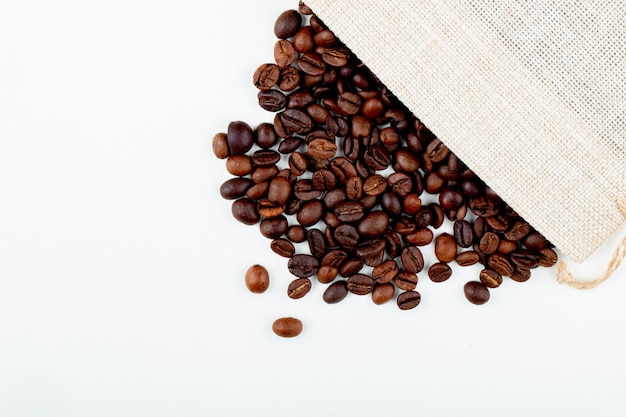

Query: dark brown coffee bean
left=510, top=268, right=532, bottom=282
left=288, top=89, right=315, bottom=109
left=297, top=52, right=326, bottom=76
left=364, top=145, right=391, bottom=171
left=274, top=9, right=302, bottom=39
left=479, top=269, right=502, bottom=288
left=429, top=203, right=446, bottom=229
left=363, top=174, right=387, bottom=196
left=297, top=199, right=324, bottom=227
left=425, top=172, right=446, bottom=194
left=280, top=109, right=313, bottom=135
left=288, top=277, right=312, bottom=299
left=266, top=176, right=292, bottom=206
left=340, top=257, right=364, bottom=277
left=317, top=265, right=338, bottom=284
left=226, top=120, right=255, bottom=155
left=253, top=63, right=281, bottom=91
left=334, top=200, right=365, bottom=222
left=453, top=220, right=474, bottom=248
left=245, top=264, right=270, bottom=293
left=469, top=195, right=501, bottom=217
left=401, top=246, right=424, bottom=274
left=224, top=155, right=252, bottom=177
left=330, top=157, right=358, bottom=183
left=434, top=233, right=457, bottom=263
left=538, top=247, right=558, bottom=267
left=345, top=176, right=363, bottom=200
left=212, top=132, right=229, bottom=159
left=286, top=225, right=307, bottom=243
left=293, top=25, right=314, bottom=52
left=425, top=138, right=449, bottom=163
left=372, top=259, right=399, bottom=284
left=504, top=221, right=531, bottom=241
left=294, top=179, right=322, bottom=201
left=337, top=92, right=362, bottom=115
left=456, top=251, right=480, bottom=267
left=401, top=193, right=421, bottom=216
left=355, top=238, right=386, bottom=264
left=479, top=232, right=500, bottom=254
left=231, top=198, right=260, bottom=225
left=461, top=179, right=481, bottom=198
left=333, top=224, right=359, bottom=247
left=464, top=281, right=490, bottom=305
left=347, top=274, right=375, bottom=295
left=272, top=317, right=303, bottom=338
left=393, top=149, right=421, bottom=172
left=251, top=165, right=279, bottom=183
left=311, top=168, right=336, bottom=191
left=497, top=239, right=519, bottom=255
left=372, top=283, right=395, bottom=305
left=270, top=238, right=295, bottom=258
left=355, top=211, right=389, bottom=239
left=323, top=188, right=347, bottom=209
left=487, top=253, right=515, bottom=276
left=405, top=228, right=434, bottom=246
left=439, top=187, right=464, bottom=213
left=428, top=262, right=452, bottom=282
left=387, top=172, right=413, bottom=197
left=380, top=191, right=402, bottom=217
left=510, top=249, right=542, bottom=269
left=259, top=216, right=288, bottom=239
left=397, top=290, right=421, bottom=310
left=278, top=66, right=301, bottom=91
left=523, top=232, right=549, bottom=251
left=274, top=39, right=296, bottom=68
left=323, top=280, right=349, bottom=304
left=252, top=151, right=280, bottom=169
left=257, top=90, right=286, bottom=112
left=395, top=270, right=418, bottom=291
left=307, top=228, right=327, bottom=260
left=313, top=29, right=336, bottom=46
left=321, top=249, right=349, bottom=268
left=288, top=254, right=320, bottom=278
left=220, top=178, right=254, bottom=200
left=485, top=213, right=510, bottom=233
left=322, top=47, right=350, bottom=67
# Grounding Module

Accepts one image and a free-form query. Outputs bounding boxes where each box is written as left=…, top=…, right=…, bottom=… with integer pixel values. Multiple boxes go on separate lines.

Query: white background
left=1, top=0, right=626, bottom=416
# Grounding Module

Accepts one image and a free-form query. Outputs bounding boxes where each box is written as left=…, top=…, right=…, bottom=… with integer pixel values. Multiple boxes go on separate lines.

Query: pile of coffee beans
left=213, top=3, right=558, bottom=309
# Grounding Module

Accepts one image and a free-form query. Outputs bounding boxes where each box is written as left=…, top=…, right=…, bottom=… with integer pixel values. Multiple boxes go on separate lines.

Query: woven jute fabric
left=305, top=0, right=626, bottom=262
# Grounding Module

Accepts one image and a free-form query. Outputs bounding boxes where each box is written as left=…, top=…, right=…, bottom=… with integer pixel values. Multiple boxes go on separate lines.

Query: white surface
left=0, top=1, right=625, bottom=416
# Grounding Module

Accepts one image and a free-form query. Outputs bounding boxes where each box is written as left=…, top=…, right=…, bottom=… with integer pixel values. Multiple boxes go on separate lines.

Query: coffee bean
left=333, top=224, right=359, bottom=247
left=497, top=239, right=519, bottom=255
left=274, top=9, right=302, bottom=39
left=274, top=39, right=297, bottom=68
left=220, top=178, right=254, bottom=200
left=479, top=269, right=502, bottom=288
left=510, top=249, right=542, bottom=269
left=402, top=193, right=422, bottom=216
left=510, top=268, right=531, bottom=282
left=428, top=262, right=452, bottom=282
left=394, top=270, right=418, bottom=291
left=293, top=26, right=314, bottom=52
left=253, top=63, right=281, bottom=91
left=372, top=259, right=399, bottom=284
left=278, top=66, right=301, bottom=91
left=453, top=220, right=474, bottom=248
left=322, top=47, right=350, bottom=67
left=334, top=200, right=365, bottom=222
left=245, top=264, right=270, bottom=293
left=363, top=174, right=387, bottom=196
left=311, top=168, right=336, bottom=191
left=357, top=210, right=389, bottom=238
left=272, top=317, right=303, bottom=338
left=297, top=199, right=324, bottom=227
left=355, top=238, right=386, bottom=265
left=456, top=251, right=480, bottom=267
left=396, top=290, right=421, bottom=310
left=226, top=120, right=255, bottom=155
left=371, top=283, right=395, bottom=305
left=387, top=172, right=413, bottom=197
left=321, top=249, right=349, bottom=268
left=345, top=176, right=364, bottom=200
left=487, top=253, right=515, bottom=276
left=434, top=233, right=457, bottom=263
left=469, top=195, right=500, bottom=217
left=317, top=265, right=338, bottom=284
left=340, top=257, right=364, bottom=277
left=288, top=254, right=319, bottom=278
left=294, top=179, right=322, bottom=201
left=479, top=232, right=500, bottom=254
left=523, top=232, right=549, bottom=251
left=364, top=145, right=391, bottom=171
left=297, top=52, right=326, bottom=76
left=405, top=228, right=434, bottom=246
left=464, top=281, right=490, bottom=305
left=231, top=198, right=260, bottom=225
left=257, top=199, right=285, bottom=218
left=425, top=138, right=449, bottom=163
left=323, top=280, right=349, bottom=304
left=401, top=246, right=424, bottom=274
left=270, top=238, right=295, bottom=258
left=212, top=132, right=230, bottom=159
left=258, top=89, right=287, bottom=112
left=347, top=274, right=375, bottom=295
left=288, top=277, right=312, bottom=299
left=280, top=109, right=313, bottom=134
left=330, top=157, right=358, bottom=183
left=259, top=216, right=288, bottom=239
left=286, top=224, right=307, bottom=243
left=251, top=165, right=279, bottom=183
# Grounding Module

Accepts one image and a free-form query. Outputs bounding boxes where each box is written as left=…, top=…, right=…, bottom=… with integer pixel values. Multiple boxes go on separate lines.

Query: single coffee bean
left=523, top=231, right=549, bottom=251
left=280, top=109, right=313, bottom=135
left=257, top=199, right=285, bottom=218
left=363, top=174, right=387, bottom=196
left=317, top=265, right=338, bottom=284
left=226, top=120, right=255, bottom=155
left=479, top=269, right=503, bottom=288
left=253, top=63, right=281, bottom=91
left=355, top=238, right=386, bottom=265
left=372, top=259, right=399, bottom=284
left=321, top=249, right=349, bottom=268
left=259, top=216, right=288, bottom=239
left=307, top=228, right=327, bottom=260
left=323, top=280, right=349, bottom=304
left=402, top=193, right=422, bottom=216
left=330, top=157, right=358, bottom=183
left=510, top=267, right=532, bottom=282
left=400, top=245, right=425, bottom=274
left=337, top=92, right=362, bottom=115
left=323, top=188, right=347, bottom=209
left=251, top=165, right=279, bottom=183
left=538, top=247, right=558, bottom=267
left=274, top=9, right=302, bottom=39
left=288, top=277, right=312, bottom=299
left=396, top=290, right=421, bottom=310
left=322, top=47, right=350, bottom=67
left=497, top=239, right=519, bottom=255
left=425, top=138, right=449, bottom=163
left=364, top=145, right=392, bottom=171
left=356, top=210, right=390, bottom=238
left=333, top=224, right=359, bottom=247
left=288, top=254, right=320, bottom=278
left=245, top=264, right=270, bottom=293
left=231, top=198, right=260, bottom=225
left=456, top=251, right=480, bottom=267
left=428, top=262, right=452, bottom=282
left=371, top=283, right=395, bottom=305
left=270, top=238, right=295, bottom=258
left=212, top=132, right=230, bottom=159
left=278, top=66, right=301, bottom=91
left=297, top=52, right=326, bottom=76
left=347, top=274, right=375, bottom=295
left=272, top=317, right=303, bottom=338
left=267, top=176, right=292, bottom=206
left=469, top=195, right=501, bottom=217
left=311, top=168, right=336, bottom=191
left=479, top=232, right=500, bottom=254
left=294, top=179, right=322, bottom=201
left=286, top=224, right=307, bottom=243
left=486, top=213, right=511, bottom=232
left=464, top=281, right=490, bottom=305
left=313, top=29, right=337, bottom=47
left=439, top=187, right=464, bottom=212
left=296, top=199, right=324, bottom=227
left=510, top=249, right=542, bottom=269
left=394, top=270, right=418, bottom=291
left=293, top=26, right=314, bottom=52
left=405, top=228, right=434, bottom=246
left=274, top=39, right=296, bottom=68
left=434, top=233, right=457, bottom=263
left=220, top=178, right=254, bottom=200
left=380, top=191, right=403, bottom=217
left=425, top=172, right=446, bottom=194
left=334, top=200, right=365, bottom=222
left=258, top=89, right=287, bottom=112
left=453, top=220, right=474, bottom=248
left=487, top=253, right=515, bottom=276
left=504, top=221, right=531, bottom=241
left=340, top=257, right=364, bottom=277
left=387, top=172, right=413, bottom=197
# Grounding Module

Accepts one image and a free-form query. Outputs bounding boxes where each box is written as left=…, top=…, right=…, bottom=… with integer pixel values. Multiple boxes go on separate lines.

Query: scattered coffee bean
left=245, top=264, right=270, bottom=293
left=272, top=317, right=303, bottom=338
left=464, top=281, right=490, bottom=305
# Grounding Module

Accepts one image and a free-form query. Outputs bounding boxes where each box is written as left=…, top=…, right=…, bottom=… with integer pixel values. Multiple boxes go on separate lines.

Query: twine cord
left=556, top=197, right=626, bottom=289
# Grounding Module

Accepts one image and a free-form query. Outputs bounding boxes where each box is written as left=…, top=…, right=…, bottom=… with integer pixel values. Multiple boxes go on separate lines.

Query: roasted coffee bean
left=288, top=90, right=315, bottom=109
left=245, top=264, right=270, bottom=293
left=231, top=198, right=260, bottom=225
left=226, top=120, right=255, bottom=155
left=321, top=249, right=349, bottom=268
left=246, top=180, right=269, bottom=200
left=347, top=274, right=375, bottom=295
left=405, top=228, right=434, bottom=246
left=394, top=270, right=418, bottom=291
left=313, top=29, right=336, bottom=47
left=372, top=259, right=399, bottom=284
left=323, top=280, right=349, bottom=304
left=510, top=268, right=532, bottom=282
left=439, top=187, right=464, bottom=212
left=307, top=228, right=327, bottom=260
left=393, top=148, right=421, bottom=172
left=267, top=176, right=292, bottom=205
left=469, top=195, right=500, bottom=217
left=402, top=193, right=422, bottom=216
left=258, top=89, right=287, bottom=114
left=271, top=238, right=296, bottom=258
left=425, top=172, right=446, bottom=194
left=274, top=39, right=296, bottom=68
left=286, top=225, right=307, bottom=243
left=251, top=150, right=280, bottom=168
left=288, top=277, right=312, bottom=299
left=355, top=238, right=386, bottom=263
left=479, top=269, right=502, bottom=288
left=340, top=257, right=364, bottom=277
left=372, top=283, right=396, bottom=305
left=538, top=247, right=558, bottom=267
left=383, top=230, right=402, bottom=259
left=257, top=199, right=285, bottom=218
left=364, top=145, right=391, bottom=171
left=220, top=178, right=254, bottom=200
left=278, top=66, right=301, bottom=91
left=272, top=317, right=303, bottom=338
left=487, top=253, right=515, bottom=276
left=212, top=132, right=229, bottom=159
left=434, top=233, right=457, bottom=263
left=523, top=232, right=549, bottom=251
left=425, top=138, right=449, bottom=163
left=293, top=26, right=314, bottom=52
left=397, top=290, right=421, bottom=310
left=334, top=200, right=365, bottom=222
left=317, top=265, right=338, bottom=284
left=453, top=220, right=474, bottom=248
left=414, top=206, right=434, bottom=229
left=259, top=216, right=288, bottom=239
left=428, top=262, right=452, bottom=282
left=330, top=157, right=358, bottom=183
left=387, top=172, right=413, bottom=197
left=353, top=210, right=389, bottom=239
left=311, top=168, right=336, bottom=191
left=253, top=63, right=281, bottom=91
left=456, top=251, right=480, bottom=267
left=288, top=254, right=320, bottom=278
left=362, top=97, right=385, bottom=119
left=280, top=109, right=313, bottom=134
left=297, top=199, right=324, bottom=227
left=251, top=165, right=279, bottom=184
left=337, top=92, right=362, bottom=115
left=274, top=9, right=302, bottom=39
left=464, top=281, right=490, bottom=305
left=429, top=203, right=446, bottom=229
left=461, top=179, right=481, bottom=198
left=401, top=246, right=425, bottom=274
left=279, top=137, right=303, bottom=155
left=297, top=52, right=326, bottom=76
left=322, top=47, right=350, bottom=67
left=486, top=213, right=511, bottom=232
left=497, top=239, right=519, bottom=255
left=345, top=176, right=363, bottom=200
left=380, top=191, right=403, bottom=217
left=510, top=249, right=542, bottom=269
left=323, top=188, right=347, bottom=209
left=294, top=179, right=322, bottom=201
left=479, top=232, right=500, bottom=254
left=504, top=221, right=531, bottom=241
left=363, top=174, right=387, bottom=196
left=473, top=216, right=488, bottom=239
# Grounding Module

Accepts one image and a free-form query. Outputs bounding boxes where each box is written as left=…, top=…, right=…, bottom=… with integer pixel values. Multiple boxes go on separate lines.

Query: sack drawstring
left=556, top=196, right=626, bottom=289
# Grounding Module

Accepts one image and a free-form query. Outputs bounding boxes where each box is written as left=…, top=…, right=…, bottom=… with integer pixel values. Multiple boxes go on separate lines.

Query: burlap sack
left=305, top=0, right=626, bottom=268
